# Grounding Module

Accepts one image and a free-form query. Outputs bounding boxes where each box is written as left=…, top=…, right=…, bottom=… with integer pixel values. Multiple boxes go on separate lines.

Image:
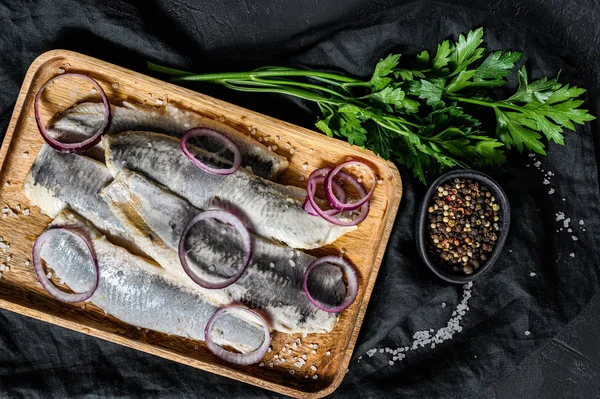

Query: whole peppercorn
left=425, top=178, right=502, bottom=275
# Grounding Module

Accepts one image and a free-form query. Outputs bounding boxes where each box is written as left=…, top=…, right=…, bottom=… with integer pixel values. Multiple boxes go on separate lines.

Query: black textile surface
left=1, top=0, right=599, bottom=397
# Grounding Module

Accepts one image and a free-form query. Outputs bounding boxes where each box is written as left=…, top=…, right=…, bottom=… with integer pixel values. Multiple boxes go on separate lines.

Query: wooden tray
left=0, top=50, right=402, bottom=398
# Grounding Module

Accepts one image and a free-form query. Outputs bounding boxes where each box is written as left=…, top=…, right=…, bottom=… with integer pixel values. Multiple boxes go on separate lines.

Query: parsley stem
left=171, top=69, right=362, bottom=84
left=445, top=95, right=522, bottom=111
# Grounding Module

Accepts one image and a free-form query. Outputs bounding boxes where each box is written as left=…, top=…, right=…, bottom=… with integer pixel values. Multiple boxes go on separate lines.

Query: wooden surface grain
left=0, top=50, right=402, bottom=398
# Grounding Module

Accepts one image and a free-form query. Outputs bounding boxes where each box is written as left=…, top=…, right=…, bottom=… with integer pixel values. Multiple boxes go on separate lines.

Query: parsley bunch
left=149, top=28, right=594, bottom=183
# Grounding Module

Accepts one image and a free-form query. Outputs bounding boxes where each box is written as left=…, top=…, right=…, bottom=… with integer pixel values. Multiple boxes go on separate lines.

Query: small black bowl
left=415, top=170, right=511, bottom=284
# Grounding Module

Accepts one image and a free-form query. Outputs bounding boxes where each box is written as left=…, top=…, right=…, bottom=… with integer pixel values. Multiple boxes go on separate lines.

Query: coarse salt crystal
left=23, top=209, right=30, bottom=216
left=377, top=179, right=383, bottom=185
left=269, top=262, right=275, bottom=268
left=22, top=152, right=29, bottom=158
left=6, top=256, right=11, bottom=261
left=25, top=260, right=30, bottom=267
left=302, top=354, right=307, bottom=360
left=156, top=99, right=164, bottom=105
left=259, top=362, right=264, bottom=367
left=269, top=362, right=274, bottom=368
left=57, top=68, right=65, bottom=74
left=530, top=272, right=536, bottom=277
left=289, top=260, right=296, bottom=267
left=290, top=148, right=295, bottom=154
left=310, top=365, right=317, bottom=371
left=267, top=347, right=272, bottom=352
left=326, top=351, right=331, bottom=356
left=112, top=83, right=119, bottom=89
left=572, top=236, right=578, bottom=241
left=525, top=331, right=531, bottom=336
left=570, top=253, right=575, bottom=258
left=4, top=182, right=9, bottom=187
left=289, top=370, right=295, bottom=375
left=302, top=162, right=309, bottom=170
left=313, top=375, right=318, bottom=380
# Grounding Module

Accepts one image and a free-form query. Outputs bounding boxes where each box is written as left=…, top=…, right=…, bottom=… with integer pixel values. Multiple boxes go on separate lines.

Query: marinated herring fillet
left=41, top=211, right=267, bottom=352
left=23, top=145, right=136, bottom=251
left=48, top=101, right=288, bottom=179
left=101, top=170, right=347, bottom=334
left=104, top=131, right=356, bottom=249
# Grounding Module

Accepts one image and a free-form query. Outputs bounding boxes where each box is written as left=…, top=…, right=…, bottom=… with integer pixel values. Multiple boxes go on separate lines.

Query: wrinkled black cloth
left=0, top=0, right=599, bottom=398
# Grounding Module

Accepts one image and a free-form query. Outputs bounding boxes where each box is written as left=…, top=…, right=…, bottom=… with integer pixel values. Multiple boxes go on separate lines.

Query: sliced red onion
left=324, top=161, right=375, bottom=211
left=302, top=173, right=346, bottom=216
left=32, top=227, right=99, bottom=303
left=178, top=210, right=251, bottom=289
left=204, top=305, right=271, bottom=365
left=305, top=168, right=370, bottom=226
left=35, top=73, right=110, bottom=153
left=303, top=256, right=358, bottom=313
left=181, top=128, right=241, bottom=175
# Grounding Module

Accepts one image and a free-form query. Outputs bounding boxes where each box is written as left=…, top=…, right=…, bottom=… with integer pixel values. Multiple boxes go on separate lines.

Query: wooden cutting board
left=0, top=50, right=402, bottom=398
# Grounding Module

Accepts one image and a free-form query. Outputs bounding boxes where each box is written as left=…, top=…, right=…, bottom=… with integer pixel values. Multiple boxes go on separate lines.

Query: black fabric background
left=1, top=0, right=599, bottom=397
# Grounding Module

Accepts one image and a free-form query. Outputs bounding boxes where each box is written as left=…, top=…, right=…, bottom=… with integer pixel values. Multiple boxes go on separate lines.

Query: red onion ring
left=178, top=210, right=251, bottom=289
left=303, top=256, right=358, bottom=313
left=181, top=128, right=241, bottom=175
left=35, top=73, right=110, bottom=153
left=32, top=227, right=99, bottom=303
left=305, top=168, right=370, bottom=226
left=204, top=305, right=271, bottom=365
left=324, top=161, right=375, bottom=211
left=302, top=173, right=346, bottom=216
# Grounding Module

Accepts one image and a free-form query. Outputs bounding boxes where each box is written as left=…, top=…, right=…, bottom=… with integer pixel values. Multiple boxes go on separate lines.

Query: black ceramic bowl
left=415, top=170, right=511, bottom=284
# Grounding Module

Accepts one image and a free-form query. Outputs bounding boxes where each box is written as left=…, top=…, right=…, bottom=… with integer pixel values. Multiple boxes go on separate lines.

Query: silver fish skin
left=100, top=170, right=346, bottom=334
left=48, top=101, right=288, bottom=179
left=42, top=210, right=266, bottom=352
left=23, top=145, right=135, bottom=250
left=103, top=131, right=356, bottom=249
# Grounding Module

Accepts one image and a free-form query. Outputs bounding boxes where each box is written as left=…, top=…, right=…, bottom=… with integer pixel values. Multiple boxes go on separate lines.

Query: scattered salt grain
left=24, top=260, right=30, bottom=267
left=543, top=179, right=550, bottom=185
left=0, top=272, right=3, bottom=278
left=313, top=375, right=318, bottom=380
left=290, top=148, right=295, bottom=154
left=377, top=179, right=383, bottom=185
left=389, top=361, right=394, bottom=365
left=525, top=331, right=531, bottom=336
left=299, top=176, right=305, bottom=181
left=530, top=272, right=536, bottom=277
left=275, top=135, right=280, bottom=142
left=548, top=188, right=555, bottom=195
left=572, top=236, right=578, bottom=241
left=46, top=272, right=52, bottom=279
left=155, top=99, right=164, bottom=105
left=23, top=209, right=30, bottom=216
left=289, top=370, right=295, bottom=375
left=57, top=68, right=65, bottom=74
left=555, top=212, right=565, bottom=222
left=269, top=262, right=275, bottom=268
left=310, top=365, right=317, bottom=371
left=81, top=304, right=86, bottom=309
left=112, top=83, right=119, bottom=89
left=272, top=145, right=278, bottom=151
left=289, top=260, right=296, bottom=267
left=533, top=161, right=541, bottom=168
left=250, top=129, right=256, bottom=135
left=267, top=347, right=272, bottom=352
left=302, top=354, right=307, bottom=360
left=285, top=142, right=291, bottom=149
left=259, top=362, right=264, bottom=367
left=441, top=302, right=446, bottom=308
left=580, top=220, right=585, bottom=225
left=269, top=362, right=274, bottom=368
left=308, top=148, right=314, bottom=153
left=326, top=351, right=331, bottom=356
left=311, top=350, right=316, bottom=355
left=4, top=182, right=9, bottom=187
left=6, top=255, right=11, bottom=262
left=302, top=162, right=309, bottom=170
left=22, top=152, right=29, bottom=158
left=570, top=253, right=575, bottom=258
left=274, top=354, right=279, bottom=359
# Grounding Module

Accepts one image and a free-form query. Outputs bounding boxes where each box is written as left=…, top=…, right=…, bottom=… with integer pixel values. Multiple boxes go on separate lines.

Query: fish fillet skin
left=23, top=145, right=136, bottom=251
left=48, top=101, right=288, bottom=179
left=42, top=210, right=266, bottom=352
left=101, top=170, right=346, bottom=334
left=103, top=131, right=356, bottom=249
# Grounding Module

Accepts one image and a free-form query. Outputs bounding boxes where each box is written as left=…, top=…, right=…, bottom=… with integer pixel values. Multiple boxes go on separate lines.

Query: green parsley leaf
left=370, top=54, right=401, bottom=90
